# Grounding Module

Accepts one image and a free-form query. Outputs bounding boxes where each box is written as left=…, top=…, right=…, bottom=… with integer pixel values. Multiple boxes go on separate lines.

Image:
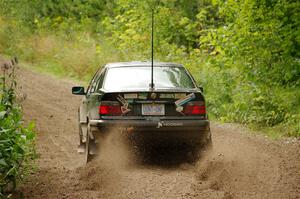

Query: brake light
left=99, top=105, right=122, bottom=115
left=184, top=102, right=206, bottom=115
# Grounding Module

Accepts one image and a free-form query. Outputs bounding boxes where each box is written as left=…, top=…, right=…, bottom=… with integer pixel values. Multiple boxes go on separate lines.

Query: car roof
left=104, top=61, right=184, bottom=68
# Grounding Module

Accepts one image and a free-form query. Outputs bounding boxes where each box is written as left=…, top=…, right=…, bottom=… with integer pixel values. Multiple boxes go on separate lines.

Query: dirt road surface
left=17, top=67, right=299, bottom=199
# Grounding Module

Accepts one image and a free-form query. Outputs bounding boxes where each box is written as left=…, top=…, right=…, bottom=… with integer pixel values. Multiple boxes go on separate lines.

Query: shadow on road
left=132, top=143, right=197, bottom=168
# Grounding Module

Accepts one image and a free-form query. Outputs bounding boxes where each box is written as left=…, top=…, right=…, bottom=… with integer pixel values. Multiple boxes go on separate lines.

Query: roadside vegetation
left=0, top=58, right=36, bottom=197
left=0, top=0, right=299, bottom=137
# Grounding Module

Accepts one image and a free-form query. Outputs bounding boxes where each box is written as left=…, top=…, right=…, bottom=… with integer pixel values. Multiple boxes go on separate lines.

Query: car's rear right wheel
left=188, top=130, right=212, bottom=163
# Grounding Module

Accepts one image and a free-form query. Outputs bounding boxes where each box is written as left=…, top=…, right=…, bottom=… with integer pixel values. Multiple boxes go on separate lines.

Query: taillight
left=184, top=102, right=206, bottom=115
left=99, top=104, right=122, bottom=116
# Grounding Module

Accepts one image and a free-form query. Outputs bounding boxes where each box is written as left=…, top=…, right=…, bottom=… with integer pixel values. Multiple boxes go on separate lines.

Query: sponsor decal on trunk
left=138, top=93, right=148, bottom=99
left=160, top=93, right=175, bottom=99
left=174, top=93, right=196, bottom=113
left=124, top=93, right=138, bottom=99
left=117, top=95, right=131, bottom=114
left=175, top=93, right=196, bottom=106
left=175, top=93, right=186, bottom=99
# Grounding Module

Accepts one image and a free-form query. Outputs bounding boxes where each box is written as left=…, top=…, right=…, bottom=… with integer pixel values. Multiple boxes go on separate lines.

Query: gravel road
left=17, top=67, right=300, bottom=199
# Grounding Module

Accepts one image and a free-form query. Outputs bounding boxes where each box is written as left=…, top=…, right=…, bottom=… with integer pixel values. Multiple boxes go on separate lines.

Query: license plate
left=142, top=104, right=165, bottom=115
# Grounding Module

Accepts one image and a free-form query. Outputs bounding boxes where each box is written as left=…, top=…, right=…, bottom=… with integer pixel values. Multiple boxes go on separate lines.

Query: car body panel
left=73, top=61, right=211, bottom=154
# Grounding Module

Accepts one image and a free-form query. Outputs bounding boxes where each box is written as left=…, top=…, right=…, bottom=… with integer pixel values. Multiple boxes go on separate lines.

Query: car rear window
left=103, top=66, right=195, bottom=91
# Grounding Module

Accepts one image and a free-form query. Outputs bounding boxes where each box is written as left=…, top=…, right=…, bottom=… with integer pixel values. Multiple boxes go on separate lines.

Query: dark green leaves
left=0, top=61, right=36, bottom=196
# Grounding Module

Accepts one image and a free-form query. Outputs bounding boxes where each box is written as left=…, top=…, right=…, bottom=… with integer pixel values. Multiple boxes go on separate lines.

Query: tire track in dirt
left=16, top=67, right=300, bottom=199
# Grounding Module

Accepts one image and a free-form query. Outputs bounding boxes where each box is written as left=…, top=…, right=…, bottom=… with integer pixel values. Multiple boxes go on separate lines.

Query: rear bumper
left=89, top=119, right=209, bottom=131
left=89, top=119, right=210, bottom=142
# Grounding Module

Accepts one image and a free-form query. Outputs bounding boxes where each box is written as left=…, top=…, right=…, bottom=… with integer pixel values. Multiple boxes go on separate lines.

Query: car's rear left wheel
left=84, top=122, right=92, bottom=163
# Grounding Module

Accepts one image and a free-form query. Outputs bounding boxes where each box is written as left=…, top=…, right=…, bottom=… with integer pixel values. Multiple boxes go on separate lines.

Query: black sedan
left=72, top=61, right=212, bottom=162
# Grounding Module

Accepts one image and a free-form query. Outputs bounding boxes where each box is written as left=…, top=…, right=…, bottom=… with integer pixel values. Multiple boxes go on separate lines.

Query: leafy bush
left=0, top=59, right=36, bottom=197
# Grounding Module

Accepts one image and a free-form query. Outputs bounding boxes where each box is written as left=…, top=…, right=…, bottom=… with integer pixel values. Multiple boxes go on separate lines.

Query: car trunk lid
left=99, top=91, right=206, bottom=119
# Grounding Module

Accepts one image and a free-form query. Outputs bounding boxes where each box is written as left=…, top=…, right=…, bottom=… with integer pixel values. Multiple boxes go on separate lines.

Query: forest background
left=0, top=0, right=299, bottom=137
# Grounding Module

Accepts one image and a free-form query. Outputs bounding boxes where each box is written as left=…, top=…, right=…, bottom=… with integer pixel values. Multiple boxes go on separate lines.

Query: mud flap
left=89, top=141, right=97, bottom=155
left=84, top=123, right=93, bottom=163
left=78, top=120, right=101, bottom=163
left=77, top=122, right=92, bottom=163
left=85, top=123, right=101, bottom=163
left=85, top=131, right=90, bottom=163
left=81, top=123, right=88, bottom=143
left=76, top=140, right=97, bottom=155
left=77, top=123, right=87, bottom=153
left=77, top=144, right=85, bottom=153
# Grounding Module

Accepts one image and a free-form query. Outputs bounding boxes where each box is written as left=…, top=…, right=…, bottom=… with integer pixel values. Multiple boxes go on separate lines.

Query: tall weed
left=0, top=58, right=36, bottom=197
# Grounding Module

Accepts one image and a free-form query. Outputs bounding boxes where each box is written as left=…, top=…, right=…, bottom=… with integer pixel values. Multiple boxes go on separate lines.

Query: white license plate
left=142, top=104, right=165, bottom=115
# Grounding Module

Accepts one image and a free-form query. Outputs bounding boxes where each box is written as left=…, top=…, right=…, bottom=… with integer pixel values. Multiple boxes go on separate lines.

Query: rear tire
left=85, top=123, right=92, bottom=164
left=79, top=122, right=84, bottom=146
left=188, top=130, right=213, bottom=163
left=204, top=130, right=213, bottom=151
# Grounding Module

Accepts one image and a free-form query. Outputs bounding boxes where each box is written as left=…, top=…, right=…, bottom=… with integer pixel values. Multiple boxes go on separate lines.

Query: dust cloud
left=94, top=128, right=136, bottom=169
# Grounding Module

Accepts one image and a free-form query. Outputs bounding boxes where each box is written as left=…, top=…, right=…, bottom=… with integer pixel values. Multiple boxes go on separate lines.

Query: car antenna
left=150, top=8, right=155, bottom=90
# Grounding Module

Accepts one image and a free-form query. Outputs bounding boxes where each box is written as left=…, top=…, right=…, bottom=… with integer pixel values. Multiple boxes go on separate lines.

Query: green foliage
left=0, top=0, right=299, bottom=137
left=0, top=63, right=36, bottom=196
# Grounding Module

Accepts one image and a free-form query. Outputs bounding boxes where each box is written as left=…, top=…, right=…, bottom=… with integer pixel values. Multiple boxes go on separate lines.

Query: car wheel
left=188, top=131, right=213, bottom=163
left=187, top=145, right=201, bottom=163
left=204, top=130, right=213, bottom=150
left=85, top=122, right=92, bottom=164
left=79, top=122, right=83, bottom=145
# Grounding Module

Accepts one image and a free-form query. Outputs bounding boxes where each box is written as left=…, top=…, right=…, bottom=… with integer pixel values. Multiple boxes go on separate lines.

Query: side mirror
left=72, top=86, right=85, bottom=95
left=198, top=86, right=204, bottom=93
